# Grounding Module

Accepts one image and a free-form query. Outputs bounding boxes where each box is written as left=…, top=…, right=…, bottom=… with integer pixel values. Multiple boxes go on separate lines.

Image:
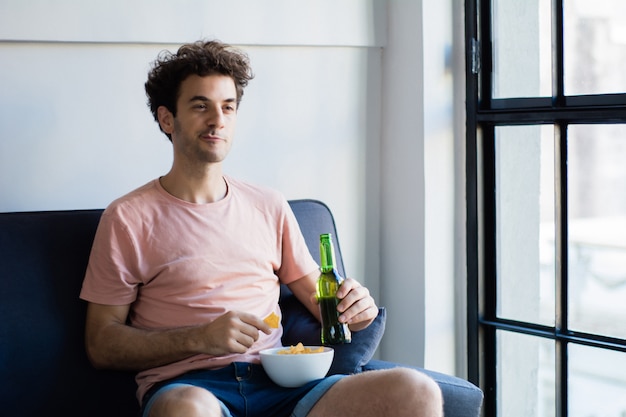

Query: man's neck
left=159, top=166, right=228, bottom=204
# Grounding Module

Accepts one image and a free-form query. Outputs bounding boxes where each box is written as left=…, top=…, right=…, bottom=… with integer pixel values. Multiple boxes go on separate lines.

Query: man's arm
left=84, top=302, right=272, bottom=371
left=287, top=271, right=378, bottom=333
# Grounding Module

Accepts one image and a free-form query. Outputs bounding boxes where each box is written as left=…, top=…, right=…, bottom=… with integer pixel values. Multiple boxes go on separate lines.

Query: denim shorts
left=140, top=362, right=345, bottom=417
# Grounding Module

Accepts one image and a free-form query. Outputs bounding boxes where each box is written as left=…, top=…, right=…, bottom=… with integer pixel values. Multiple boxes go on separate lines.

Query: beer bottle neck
left=319, top=234, right=335, bottom=274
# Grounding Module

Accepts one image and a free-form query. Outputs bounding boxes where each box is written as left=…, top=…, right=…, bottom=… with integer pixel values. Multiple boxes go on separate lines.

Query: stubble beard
left=173, top=121, right=229, bottom=167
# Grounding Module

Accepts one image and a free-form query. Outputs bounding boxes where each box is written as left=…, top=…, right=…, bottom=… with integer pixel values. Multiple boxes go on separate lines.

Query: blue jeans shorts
left=140, top=362, right=345, bottom=417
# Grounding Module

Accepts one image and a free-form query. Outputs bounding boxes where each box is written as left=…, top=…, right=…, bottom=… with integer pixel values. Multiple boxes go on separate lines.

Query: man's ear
left=157, top=106, right=174, bottom=135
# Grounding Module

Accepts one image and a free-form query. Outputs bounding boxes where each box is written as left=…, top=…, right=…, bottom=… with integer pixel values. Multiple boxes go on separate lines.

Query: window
left=465, top=1, right=626, bottom=416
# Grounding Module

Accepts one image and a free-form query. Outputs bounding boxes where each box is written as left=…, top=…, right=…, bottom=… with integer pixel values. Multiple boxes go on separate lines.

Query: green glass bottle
left=317, top=233, right=351, bottom=345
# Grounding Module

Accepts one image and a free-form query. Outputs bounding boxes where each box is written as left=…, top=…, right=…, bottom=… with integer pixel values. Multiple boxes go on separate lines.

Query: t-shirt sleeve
left=79, top=211, right=142, bottom=305
left=275, top=199, right=319, bottom=285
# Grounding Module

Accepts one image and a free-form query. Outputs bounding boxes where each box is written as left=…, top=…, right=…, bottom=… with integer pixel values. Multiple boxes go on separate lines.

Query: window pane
left=498, top=331, right=555, bottom=417
left=492, top=0, right=552, bottom=98
left=569, top=345, right=626, bottom=416
left=568, top=124, right=626, bottom=338
left=495, top=125, right=555, bottom=325
left=564, top=0, right=626, bottom=95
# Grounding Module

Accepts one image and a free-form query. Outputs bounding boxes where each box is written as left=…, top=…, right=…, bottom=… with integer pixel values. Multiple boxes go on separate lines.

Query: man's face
left=159, top=74, right=238, bottom=167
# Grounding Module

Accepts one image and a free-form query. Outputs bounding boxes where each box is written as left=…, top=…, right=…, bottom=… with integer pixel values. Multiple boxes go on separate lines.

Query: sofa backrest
left=0, top=199, right=343, bottom=417
left=285, top=199, right=345, bottom=277
left=0, top=209, right=137, bottom=416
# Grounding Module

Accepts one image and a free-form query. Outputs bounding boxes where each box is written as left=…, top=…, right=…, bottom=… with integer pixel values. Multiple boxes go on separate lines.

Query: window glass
left=498, top=331, right=555, bottom=417
left=564, top=0, right=626, bottom=95
left=495, top=125, right=555, bottom=325
left=492, top=0, right=552, bottom=98
left=567, top=124, right=626, bottom=338
left=569, top=345, right=626, bottom=416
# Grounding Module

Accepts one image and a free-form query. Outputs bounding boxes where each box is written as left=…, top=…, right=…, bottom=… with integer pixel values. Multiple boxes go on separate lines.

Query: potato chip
left=264, top=312, right=280, bottom=328
left=277, top=342, right=324, bottom=355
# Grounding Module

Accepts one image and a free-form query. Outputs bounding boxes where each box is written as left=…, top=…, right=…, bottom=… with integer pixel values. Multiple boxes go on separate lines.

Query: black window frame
left=465, top=1, right=626, bottom=416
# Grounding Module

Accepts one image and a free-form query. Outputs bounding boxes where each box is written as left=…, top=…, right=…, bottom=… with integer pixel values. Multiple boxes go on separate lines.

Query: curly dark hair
left=145, top=40, right=254, bottom=140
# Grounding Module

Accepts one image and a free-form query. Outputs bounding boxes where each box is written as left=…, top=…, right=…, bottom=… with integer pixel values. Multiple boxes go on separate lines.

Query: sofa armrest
left=363, top=360, right=483, bottom=417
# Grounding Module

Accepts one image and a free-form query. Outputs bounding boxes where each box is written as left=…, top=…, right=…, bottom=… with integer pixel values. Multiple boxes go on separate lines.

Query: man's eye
left=194, top=104, right=207, bottom=110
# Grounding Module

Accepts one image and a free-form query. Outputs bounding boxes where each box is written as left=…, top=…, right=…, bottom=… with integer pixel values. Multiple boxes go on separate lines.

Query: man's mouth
left=201, top=132, right=224, bottom=141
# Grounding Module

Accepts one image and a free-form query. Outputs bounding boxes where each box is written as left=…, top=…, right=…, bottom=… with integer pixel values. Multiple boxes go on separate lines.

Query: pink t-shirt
left=80, top=176, right=319, bottom=402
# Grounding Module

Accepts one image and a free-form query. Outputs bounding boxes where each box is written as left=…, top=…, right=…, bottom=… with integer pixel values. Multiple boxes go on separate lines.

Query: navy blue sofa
left=0, top=199, right=482, bottom=416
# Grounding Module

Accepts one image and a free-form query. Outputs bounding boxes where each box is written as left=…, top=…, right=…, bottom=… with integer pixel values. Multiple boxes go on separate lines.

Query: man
left=80, top=40, right=442, bottom=417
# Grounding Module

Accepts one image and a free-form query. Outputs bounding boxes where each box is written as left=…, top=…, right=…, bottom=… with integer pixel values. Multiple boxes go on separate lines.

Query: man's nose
left=207, top=106, right=225, bottom=128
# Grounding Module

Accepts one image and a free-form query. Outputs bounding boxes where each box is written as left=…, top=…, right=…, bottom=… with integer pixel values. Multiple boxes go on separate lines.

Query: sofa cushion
left=280, top=285, right=386, bottom=375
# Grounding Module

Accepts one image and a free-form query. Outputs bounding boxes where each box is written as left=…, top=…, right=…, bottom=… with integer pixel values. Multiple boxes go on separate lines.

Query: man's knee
left=149, top=385, right=222, bottom=417
left=389, top=368, right=443, bottom=412
left=397, top=368, right=441, bottom=394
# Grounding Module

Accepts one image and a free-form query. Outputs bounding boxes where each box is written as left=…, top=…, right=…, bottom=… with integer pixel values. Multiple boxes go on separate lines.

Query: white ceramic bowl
left=260, top=346, right=334, bottom=387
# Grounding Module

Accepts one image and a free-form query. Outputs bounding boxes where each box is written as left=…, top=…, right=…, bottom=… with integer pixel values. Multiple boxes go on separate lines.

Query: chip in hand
left=264, top=312, right=280, bottom=328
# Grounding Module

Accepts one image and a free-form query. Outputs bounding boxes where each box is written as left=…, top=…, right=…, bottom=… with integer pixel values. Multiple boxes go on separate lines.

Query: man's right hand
left=197, top=311, right=272, bottom=355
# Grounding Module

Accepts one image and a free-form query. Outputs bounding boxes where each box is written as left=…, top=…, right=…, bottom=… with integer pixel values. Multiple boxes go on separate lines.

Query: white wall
left=0, top=0, right=462, bottom=375
left=0, top=0, right=384, bottom=297
left=379, top=0, right=427, bottom=366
